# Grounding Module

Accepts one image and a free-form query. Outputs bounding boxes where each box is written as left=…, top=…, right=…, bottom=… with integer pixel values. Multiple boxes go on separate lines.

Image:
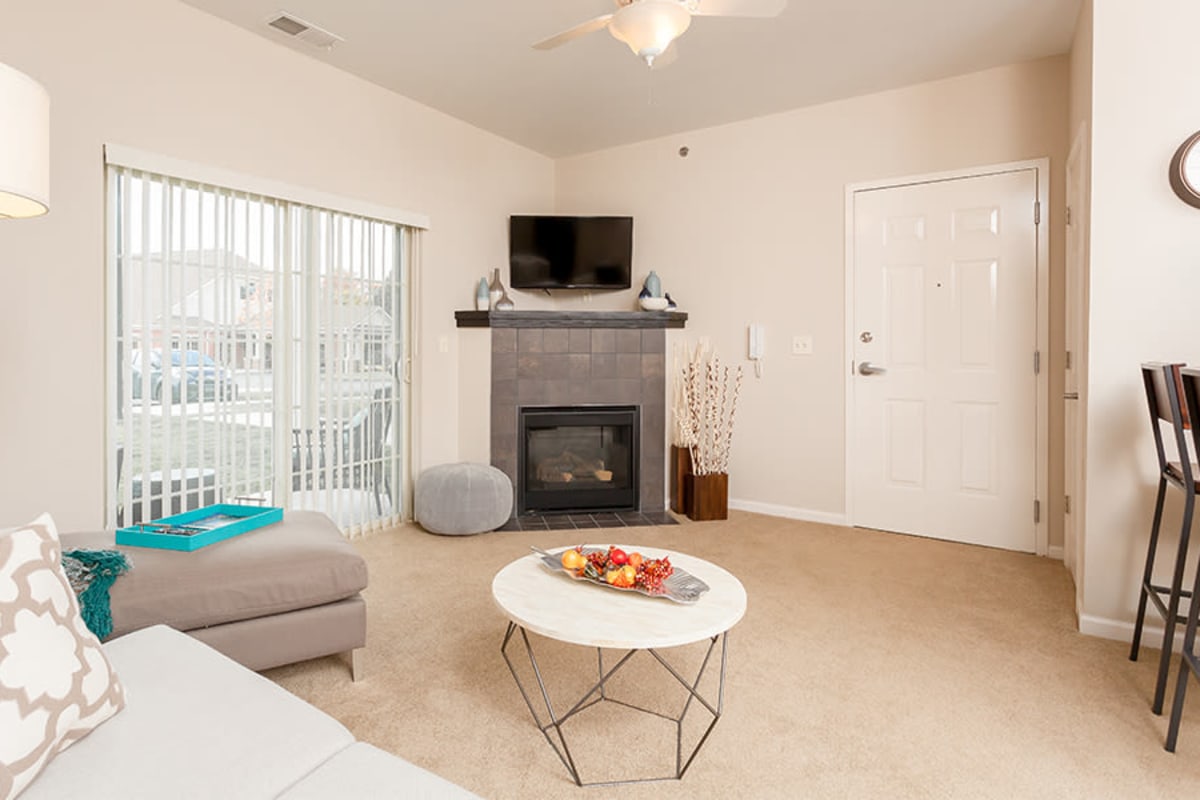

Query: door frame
left=842, top=158, right=1051, bottom=556
left=1063, top=125, right=1089, bottom=598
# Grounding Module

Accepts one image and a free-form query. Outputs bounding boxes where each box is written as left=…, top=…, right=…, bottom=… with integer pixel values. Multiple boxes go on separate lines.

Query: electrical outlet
left=792, top=335, right=813, bottom=355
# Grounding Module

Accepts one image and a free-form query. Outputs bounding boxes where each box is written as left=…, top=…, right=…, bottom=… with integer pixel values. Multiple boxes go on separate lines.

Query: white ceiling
left=180, top=0, right=1082, bottom=158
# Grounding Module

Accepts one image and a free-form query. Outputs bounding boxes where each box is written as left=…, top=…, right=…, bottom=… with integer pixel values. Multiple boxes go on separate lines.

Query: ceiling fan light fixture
left=0, top=61, right=49, bottom=219
left=608, top=1, right=692, bottom=66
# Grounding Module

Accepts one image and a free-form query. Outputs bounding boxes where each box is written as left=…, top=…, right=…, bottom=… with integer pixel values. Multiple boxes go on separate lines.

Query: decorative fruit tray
left=116, top=503, right=283, bottom=552
left=532, top=546, right=710, bottom=605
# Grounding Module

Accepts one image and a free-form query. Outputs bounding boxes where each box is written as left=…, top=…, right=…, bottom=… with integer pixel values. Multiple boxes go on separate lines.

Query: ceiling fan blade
left=532, top=14, right=614, bottom=50
left=690, top=0, right=787, bottom=17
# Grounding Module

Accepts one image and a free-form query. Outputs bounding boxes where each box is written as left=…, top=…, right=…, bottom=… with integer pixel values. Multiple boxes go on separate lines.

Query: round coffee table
left=493, top=545, right=747, bottom=786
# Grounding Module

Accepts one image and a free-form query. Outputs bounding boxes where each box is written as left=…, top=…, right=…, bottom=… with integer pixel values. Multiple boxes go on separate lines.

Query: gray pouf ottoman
left=415, top=462, right=513, bottom=535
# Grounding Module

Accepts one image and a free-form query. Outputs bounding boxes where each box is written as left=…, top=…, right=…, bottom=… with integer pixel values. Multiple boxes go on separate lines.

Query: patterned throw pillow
left=0, top=514, right=126, bottom=800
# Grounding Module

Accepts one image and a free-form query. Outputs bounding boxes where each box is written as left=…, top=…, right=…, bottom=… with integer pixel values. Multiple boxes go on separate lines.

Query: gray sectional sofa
left=22, top=625, right=477, bottom=799
left=62, top=511, right=369, bottom=677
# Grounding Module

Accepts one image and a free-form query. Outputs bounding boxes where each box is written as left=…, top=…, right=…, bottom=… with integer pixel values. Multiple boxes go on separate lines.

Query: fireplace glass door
left=518, top=406, right=639, bottom=514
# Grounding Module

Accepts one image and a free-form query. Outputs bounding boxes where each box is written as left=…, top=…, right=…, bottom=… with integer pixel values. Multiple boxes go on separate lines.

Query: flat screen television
left=509, top=215, right=632, bottom=290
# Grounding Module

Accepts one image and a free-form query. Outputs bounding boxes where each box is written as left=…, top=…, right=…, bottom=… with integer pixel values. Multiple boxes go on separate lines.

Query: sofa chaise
left=21, top=624, right=478, bottom=799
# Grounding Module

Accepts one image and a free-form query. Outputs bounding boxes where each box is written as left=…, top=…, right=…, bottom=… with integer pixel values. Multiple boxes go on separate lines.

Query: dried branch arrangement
left=673, top=340, right=743, bottom=475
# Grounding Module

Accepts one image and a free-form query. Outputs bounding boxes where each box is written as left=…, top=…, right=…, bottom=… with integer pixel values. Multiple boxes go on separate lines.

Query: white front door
left=851, top=169, right=1039, bottom=552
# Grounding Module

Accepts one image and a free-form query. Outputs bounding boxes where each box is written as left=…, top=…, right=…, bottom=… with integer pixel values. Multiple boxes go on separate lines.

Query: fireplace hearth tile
left=544, top=380, right=571, bottom=404
left=591, top=353, right=618, bottom=378
left=493, top=379, right=517, bottom=404
left=492, top=352, right=517, bottom=380
left=612, top=379, right=641, bottom=404
left=518, top=328, right=544, bottom=353
left=541, top=354, right=569, bottom=379
left=641, top=353, right=665, bottom=379
left=506, top=512, right=679, bottom=532
left=517, top=355, right=542, bottom=379
left=543, top=328, right=570, bottom=353
left=591, top=329, right=617, bottom=353
left=493, top=328, right=517, bottom=353
left=641, top=329, right=665, bottom=352
left=616, top=329, right=642, bottom=353
left=568, top=381, right=596, bottom=404
left=518, top=380, right=548, bottom=403
left=568, top=328, right=591, bottom=353
left=567, top=354, right=591, bottom=380
left=616, top=353, right=641, bottom=379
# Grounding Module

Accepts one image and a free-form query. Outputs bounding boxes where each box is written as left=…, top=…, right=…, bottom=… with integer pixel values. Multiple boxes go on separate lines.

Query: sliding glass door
left=108, top=165, right=410, bottom=534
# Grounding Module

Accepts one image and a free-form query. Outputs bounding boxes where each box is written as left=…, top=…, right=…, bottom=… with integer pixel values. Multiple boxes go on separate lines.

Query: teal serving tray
left=116, top=503, right=283, bottom=551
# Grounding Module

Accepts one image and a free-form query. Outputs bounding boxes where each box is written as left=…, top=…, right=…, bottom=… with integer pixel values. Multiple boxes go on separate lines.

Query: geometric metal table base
left=501, top=622, right=729, bottom=786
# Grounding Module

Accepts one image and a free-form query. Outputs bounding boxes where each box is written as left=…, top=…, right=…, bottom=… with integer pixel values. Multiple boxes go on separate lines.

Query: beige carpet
left=266, top=512, right=1200, bottom=799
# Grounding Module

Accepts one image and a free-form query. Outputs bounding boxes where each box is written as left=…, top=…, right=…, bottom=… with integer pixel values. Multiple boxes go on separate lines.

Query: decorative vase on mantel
left=475, top=277, right=489, bottom=311
left=488, top=268, right=504, bottom=309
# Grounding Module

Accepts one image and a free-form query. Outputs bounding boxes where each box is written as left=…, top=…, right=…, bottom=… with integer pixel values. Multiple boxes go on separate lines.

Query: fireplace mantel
left=456, top=310, right=687, bottom=329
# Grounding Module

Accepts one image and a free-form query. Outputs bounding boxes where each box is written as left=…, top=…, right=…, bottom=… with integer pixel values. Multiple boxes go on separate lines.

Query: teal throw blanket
left=62, top=548, right=131, bottom=640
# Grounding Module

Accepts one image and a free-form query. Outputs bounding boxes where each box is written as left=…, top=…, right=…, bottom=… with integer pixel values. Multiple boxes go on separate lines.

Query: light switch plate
left=792, top=335, right=813, bottom=355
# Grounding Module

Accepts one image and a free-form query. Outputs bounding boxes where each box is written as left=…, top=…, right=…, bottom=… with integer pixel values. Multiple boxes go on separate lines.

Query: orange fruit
left=561, top=549, right=587, bottom=571
left=628, top=552, right=643, bottom=569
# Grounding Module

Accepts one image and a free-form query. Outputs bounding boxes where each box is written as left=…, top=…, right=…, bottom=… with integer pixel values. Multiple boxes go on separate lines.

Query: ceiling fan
left=533, top=0, right=788, bottom=67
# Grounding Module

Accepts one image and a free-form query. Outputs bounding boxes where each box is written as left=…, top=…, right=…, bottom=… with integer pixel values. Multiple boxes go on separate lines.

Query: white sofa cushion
left=279, top=743, right=480, bottom=800
left=22, top=625, right=353, bottom=800
left=0, top=513, right=125, bottom=800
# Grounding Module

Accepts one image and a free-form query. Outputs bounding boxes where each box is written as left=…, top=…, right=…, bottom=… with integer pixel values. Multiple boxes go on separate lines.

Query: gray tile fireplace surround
left=490, top=323, right=669, bottom=516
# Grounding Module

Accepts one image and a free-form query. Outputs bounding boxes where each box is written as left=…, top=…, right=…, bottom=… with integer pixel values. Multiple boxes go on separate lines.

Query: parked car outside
left=131, top=349, right=237, bottom=403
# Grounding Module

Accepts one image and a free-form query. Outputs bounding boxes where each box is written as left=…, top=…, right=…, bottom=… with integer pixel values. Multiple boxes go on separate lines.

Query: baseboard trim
left=727, top=499, right=847, bottom=527
left=1048, top=545, right=1064, bottom=560
left=1079, top=613, right=1188, bottom=650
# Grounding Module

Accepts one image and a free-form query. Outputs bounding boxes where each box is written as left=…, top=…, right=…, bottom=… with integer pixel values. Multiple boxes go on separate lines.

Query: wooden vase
left=670, top=445, right=692, bottom=514
left=687, top=472, right=729, bottom=521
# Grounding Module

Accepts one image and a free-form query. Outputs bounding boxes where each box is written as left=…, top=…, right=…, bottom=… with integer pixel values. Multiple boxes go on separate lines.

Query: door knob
left=858, top=361, right=887, bottom=376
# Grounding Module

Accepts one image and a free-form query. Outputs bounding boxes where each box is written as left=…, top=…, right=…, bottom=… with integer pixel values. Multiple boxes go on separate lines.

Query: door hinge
left=1034, top=200, right=1041, bottom=226
left=1034, top=350, right=1041, bottom=375
left=1065, top=350, right=1072, bottom=370
left=1065, top=495, right=1072, bottom=514
left=1034, top=499, right=1041, bottom=524
left=1065, top=206, right=1072, bottom=226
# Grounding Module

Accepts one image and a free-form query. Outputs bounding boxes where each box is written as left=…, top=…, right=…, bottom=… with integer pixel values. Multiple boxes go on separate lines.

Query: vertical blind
left=106, top=161, right=416, bottom=536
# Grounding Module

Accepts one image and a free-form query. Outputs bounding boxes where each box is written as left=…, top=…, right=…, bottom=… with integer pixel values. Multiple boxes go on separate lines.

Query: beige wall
left=550, top=58, right=1069, bottom=542
left=0, top=0, right=553, bottom=530
left=1079, top=0, right=1200, bottom=634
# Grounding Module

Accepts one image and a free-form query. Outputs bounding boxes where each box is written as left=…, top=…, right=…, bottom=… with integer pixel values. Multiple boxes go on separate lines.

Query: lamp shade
left=0, top=62, right=49, bottom=219
left=609, top=1, right=692, bottom=64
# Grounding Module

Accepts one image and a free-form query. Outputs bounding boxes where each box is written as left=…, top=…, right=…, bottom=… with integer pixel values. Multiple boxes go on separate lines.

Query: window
left=107, top=153, right=421, bottom=535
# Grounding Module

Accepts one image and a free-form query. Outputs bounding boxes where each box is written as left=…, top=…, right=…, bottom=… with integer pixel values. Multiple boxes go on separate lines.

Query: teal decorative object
left=62, top=548, right=132, bottom=639
left=475, top=277, right=489, bottom=311
left=644, top=271, right=662, bottom=298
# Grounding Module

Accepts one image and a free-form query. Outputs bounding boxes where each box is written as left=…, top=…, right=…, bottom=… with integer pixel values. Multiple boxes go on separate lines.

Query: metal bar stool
left=1130, top=362, right=1195, bottom=715
left=1166, top=367, right=1200, bottom=751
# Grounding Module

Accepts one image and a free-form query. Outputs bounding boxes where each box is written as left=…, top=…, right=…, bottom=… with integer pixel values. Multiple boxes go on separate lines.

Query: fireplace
left=518, top=405, right=639, bottom=515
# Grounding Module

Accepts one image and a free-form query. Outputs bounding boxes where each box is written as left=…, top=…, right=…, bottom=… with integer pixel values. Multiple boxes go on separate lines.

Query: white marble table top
left=492, top=545, right=747, bottom=649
